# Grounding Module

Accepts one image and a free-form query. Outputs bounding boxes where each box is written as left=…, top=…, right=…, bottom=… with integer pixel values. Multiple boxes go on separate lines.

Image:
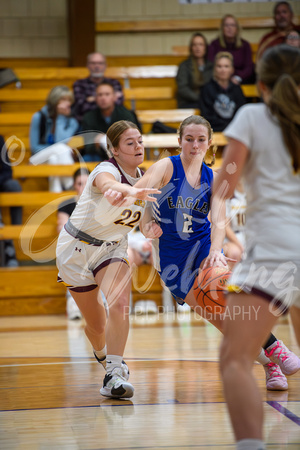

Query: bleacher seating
left=0, top=55, right=248, bottom=315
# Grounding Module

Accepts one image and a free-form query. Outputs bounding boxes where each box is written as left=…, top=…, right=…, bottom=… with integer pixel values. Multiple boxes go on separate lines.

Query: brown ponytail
left=257, top=45, right=300, bottom=172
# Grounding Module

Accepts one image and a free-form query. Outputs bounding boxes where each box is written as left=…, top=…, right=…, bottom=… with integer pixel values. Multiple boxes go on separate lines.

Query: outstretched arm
left=103, top=158, right=172, bottom=206
left=94, top=172, right=161, bottom=205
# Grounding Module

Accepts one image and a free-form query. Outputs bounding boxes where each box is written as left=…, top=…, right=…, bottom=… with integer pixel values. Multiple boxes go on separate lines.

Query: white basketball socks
left=94, top=345, right=107, bottom=367
left=256, top=348, right=270, bottom=366
left=237, top=439, right=265, bottom=450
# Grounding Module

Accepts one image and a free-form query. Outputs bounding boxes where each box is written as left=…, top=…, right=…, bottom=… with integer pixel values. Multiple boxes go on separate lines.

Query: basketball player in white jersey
left=56, top=120, right=159, bottom=398
left=213, top=45, right=300, bottom=450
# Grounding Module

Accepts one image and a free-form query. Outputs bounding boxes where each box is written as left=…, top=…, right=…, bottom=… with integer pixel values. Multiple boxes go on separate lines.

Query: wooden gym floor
left=0, top=312, right=299, bottom=449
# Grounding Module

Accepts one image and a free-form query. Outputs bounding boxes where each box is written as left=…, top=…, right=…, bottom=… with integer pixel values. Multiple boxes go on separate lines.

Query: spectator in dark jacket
left=73, top=52, right=124, bottom=123
left=199, top=52, right=246, bottom=132
left=208, top=15, right=255, bottom=85
left=0, top=135, right=22, bottom=266
left=176, top=32, right=213, bottom=108
left=81, top=81, right=140, bottom=161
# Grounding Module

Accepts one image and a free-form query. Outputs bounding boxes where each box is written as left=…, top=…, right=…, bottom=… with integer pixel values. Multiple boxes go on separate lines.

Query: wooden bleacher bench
left=0, top=86, right=176, bottom=112
left=95, top=17, right=283, bottom=34
left=0, top=224, right=57, bottom=240
left=0, top=191, right=76, bottom=207
left=0, top=262, right=162, bottom=316
left=12, top=162, right=97, bottom=178
left=0, top=265, right=67, bottom=316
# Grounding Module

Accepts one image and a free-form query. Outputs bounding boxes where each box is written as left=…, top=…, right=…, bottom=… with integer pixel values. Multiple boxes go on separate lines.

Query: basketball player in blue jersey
left=105, top=115, right=300, bottom=391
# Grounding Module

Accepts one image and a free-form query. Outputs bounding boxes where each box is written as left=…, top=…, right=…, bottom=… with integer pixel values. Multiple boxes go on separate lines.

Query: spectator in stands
left=29, top=86, right=80, bottom=192
left=57, top=167, right=90, bottom=320
left=199, top=52, right=246, bottom=132
left=0, top=135, right=22, bottom=267
left=176, top=32, right=213, bottom=108
left=285, top=30, right=300, bottom=47
left=81, top=81, right=140, bottom=162
left=257, top=1, right=300, bottom=61
left=207, top=15, right=255, bottom=85
left=73, top=52, right=124, bottom=123
left=30, top=86, right=79, bottom=155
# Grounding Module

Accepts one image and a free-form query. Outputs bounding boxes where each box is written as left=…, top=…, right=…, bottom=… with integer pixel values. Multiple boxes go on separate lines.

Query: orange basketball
left=193, top=266, right=232, bottom=314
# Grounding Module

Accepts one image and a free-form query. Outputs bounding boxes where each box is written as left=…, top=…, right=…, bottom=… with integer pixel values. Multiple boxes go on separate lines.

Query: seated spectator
left=29, top=86, right=80, bottom=192
left=73, top=52, right=124, bottom=123
left=257, top=1, right=300, bottom=61
left=176, top=32, right=213, bottom=108
left=57, top=167, right=90, bottom=320
left=285, top=30, right=300, bottom=47
left=199, top=52, right=246, bottom=132
left=207, top=15, right=255, bottom=85
left=81, top=81, right=140, bottom=161
left=0, top=135, right=22, bottom=267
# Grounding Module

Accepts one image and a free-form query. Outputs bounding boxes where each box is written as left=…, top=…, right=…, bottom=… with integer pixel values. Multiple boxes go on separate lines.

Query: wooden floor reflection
left=0, top=313, right=299, bottom=449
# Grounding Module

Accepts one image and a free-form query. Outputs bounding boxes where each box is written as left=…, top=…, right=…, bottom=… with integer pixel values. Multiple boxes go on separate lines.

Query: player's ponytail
left=257, top=45, right=300, bottom=173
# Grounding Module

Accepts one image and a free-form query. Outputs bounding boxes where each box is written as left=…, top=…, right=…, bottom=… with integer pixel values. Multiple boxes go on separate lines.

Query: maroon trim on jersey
left=69, top=284, right=98, bottom=293
left=108, top=157, right=144, bottom=184
left=57, top=276, right=98, bottom=293
left=227, top=285, right=288, bottom=315
left=93, top=257, right=129, bottom=277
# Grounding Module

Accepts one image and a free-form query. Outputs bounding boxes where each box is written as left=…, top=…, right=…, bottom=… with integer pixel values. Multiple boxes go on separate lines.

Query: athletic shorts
left=56, top=228, right=129, bottom=292
left=156, top=236, right=212, bottom=305
left=228, top=257, right=300, bottom=314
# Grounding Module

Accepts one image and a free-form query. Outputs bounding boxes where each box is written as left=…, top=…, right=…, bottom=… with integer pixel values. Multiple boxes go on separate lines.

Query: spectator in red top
left=73, top=52, right=124, bottom=123
left=207, top=15, right=255, bottom=85
left=257, top=1, right=300, bottom=61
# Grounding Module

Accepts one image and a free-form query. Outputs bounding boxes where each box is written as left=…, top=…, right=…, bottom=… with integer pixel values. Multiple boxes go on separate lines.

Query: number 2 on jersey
left=182, top=213, right=193, bottom=233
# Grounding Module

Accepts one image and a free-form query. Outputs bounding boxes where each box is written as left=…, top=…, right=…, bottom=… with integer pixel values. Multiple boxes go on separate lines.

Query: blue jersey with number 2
left=152, top=154, right=213, bottom=303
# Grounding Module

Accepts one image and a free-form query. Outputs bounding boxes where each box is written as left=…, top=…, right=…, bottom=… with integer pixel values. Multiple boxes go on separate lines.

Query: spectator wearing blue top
left=30, top=86, right=79, bottom=155
left=29, top=86, right=80, bottom=192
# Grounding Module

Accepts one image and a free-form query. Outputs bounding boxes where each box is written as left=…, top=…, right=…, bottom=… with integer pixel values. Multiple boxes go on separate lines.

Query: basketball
left=193, top=266, right=232, bottom=314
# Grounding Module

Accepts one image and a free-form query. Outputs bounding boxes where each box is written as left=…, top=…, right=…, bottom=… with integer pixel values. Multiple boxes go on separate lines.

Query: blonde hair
left=219, top=15, right=242, bottom=49
left=106, top=120, right=141, bottom=156
left=214, top=51, right=234, bottom=66
left=257, top=45, right=300, bottom=172
left=178, top=115, right=216, bottom=167
left=46, top=86, right=74, bottom=118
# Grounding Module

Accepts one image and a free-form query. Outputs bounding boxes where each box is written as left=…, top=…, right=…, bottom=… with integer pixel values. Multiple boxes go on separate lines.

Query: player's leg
left=95, top=260, right=134, bottom=398
left=185, top=289, right=224, bottom=331
left=220, top=292, right=278, bottom=445
left=184, top=283, right=290, bottom=390
left=223, top=241, right=243, bottom=270
left=69, top=286, right=106, bottom=354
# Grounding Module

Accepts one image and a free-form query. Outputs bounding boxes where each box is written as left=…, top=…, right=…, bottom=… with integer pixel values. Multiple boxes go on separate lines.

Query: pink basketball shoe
left=265, top=340, right=300, bottom=376
left=263, top=362, right=288, bottom=391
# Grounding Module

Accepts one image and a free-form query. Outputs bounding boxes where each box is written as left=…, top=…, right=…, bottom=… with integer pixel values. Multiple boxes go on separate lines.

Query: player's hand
left=202, top=250, right=235, bottom=270
left=143, top=220, right=162, bottom=239
left=104, top=187, right=161, bottom=207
